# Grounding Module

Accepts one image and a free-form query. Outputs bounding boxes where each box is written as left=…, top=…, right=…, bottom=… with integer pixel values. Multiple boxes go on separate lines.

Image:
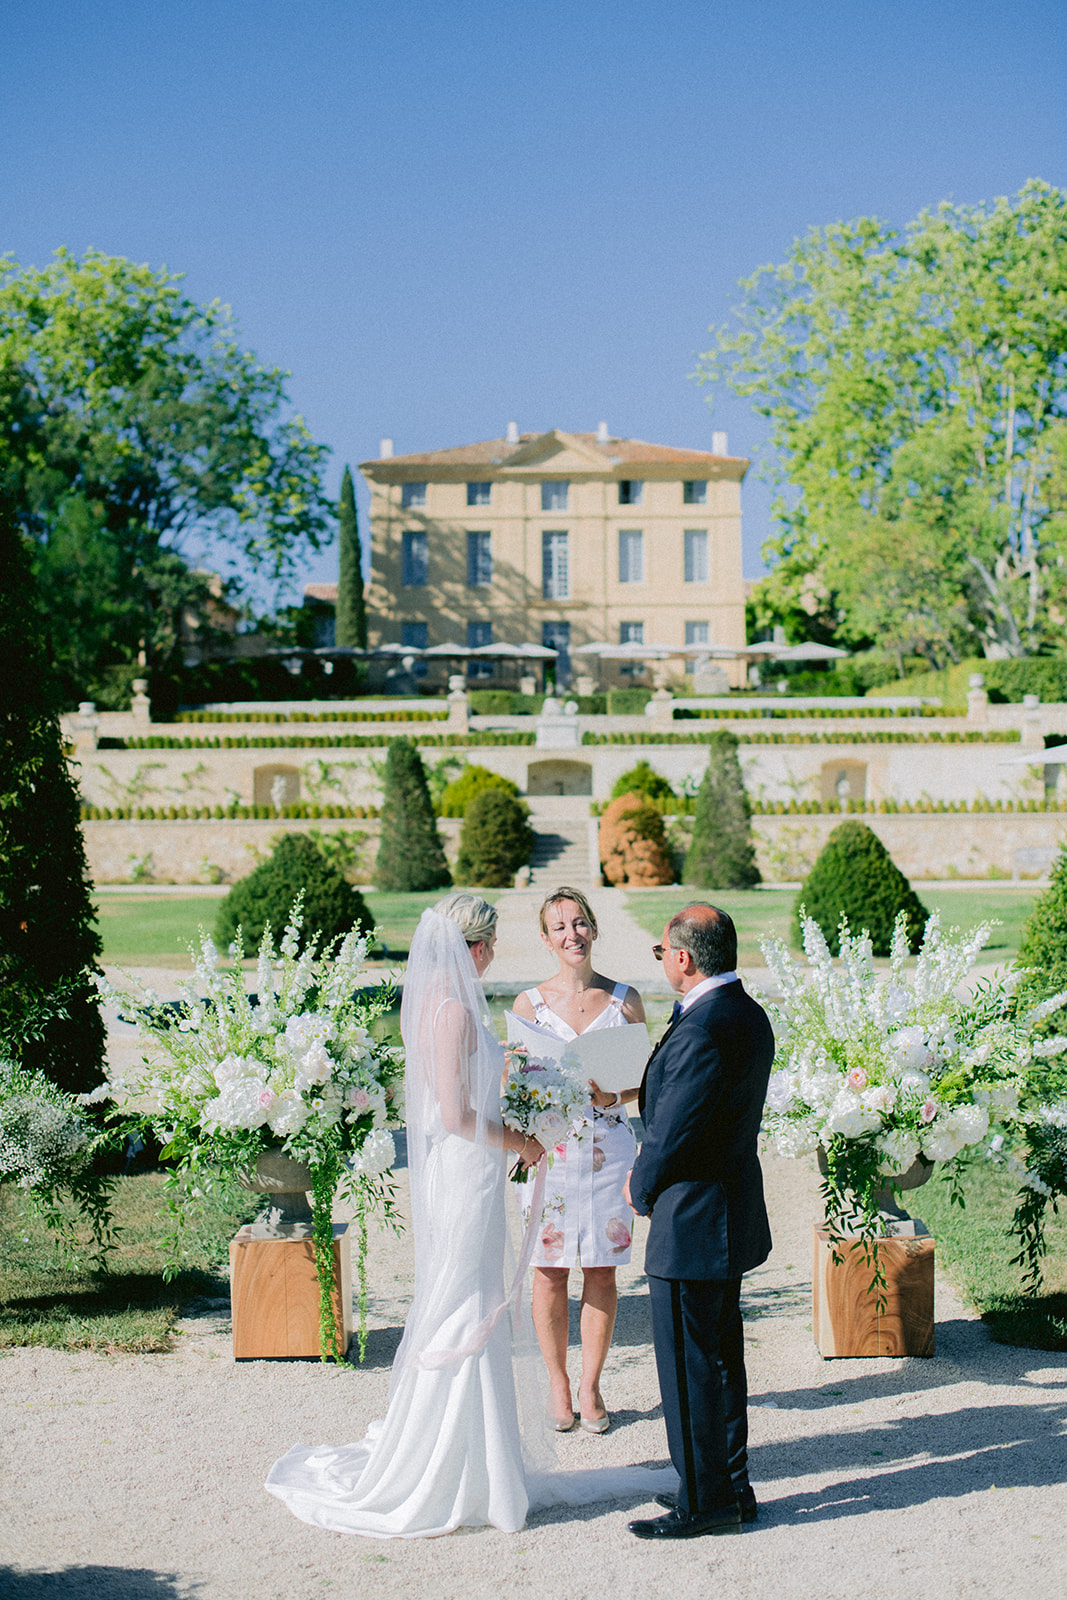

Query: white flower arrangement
left=501, top=1043, right=587, bottom=1179
left=99, top=899, right=402, bottom=1360
left=759, top=910, right=1067, bottom=1250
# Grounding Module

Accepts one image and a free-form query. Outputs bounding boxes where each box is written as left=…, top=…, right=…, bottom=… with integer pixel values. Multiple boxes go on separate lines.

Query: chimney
left=379, top=437, right=394, bottom=458
left=506, top=420, right=519, bottom=445
left=596, top=420, right=609, bottom=444
left=712, top=430, right=728, bottom=456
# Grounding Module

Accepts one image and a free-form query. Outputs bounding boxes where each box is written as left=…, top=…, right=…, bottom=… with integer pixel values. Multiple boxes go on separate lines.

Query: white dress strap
left=609, top=982, right=628, bottom=1008
left=523, top=986, right=547, bottom=1012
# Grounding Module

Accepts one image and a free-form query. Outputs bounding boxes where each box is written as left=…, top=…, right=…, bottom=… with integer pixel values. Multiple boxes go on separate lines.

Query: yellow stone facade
left=359, top=428, right=748, bottom=685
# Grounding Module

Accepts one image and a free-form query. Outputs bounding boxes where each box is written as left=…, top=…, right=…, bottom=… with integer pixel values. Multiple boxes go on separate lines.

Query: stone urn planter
left=816, top=1147, right=934, bottom=1225
left=240, top=1149, right=314, bottom=1237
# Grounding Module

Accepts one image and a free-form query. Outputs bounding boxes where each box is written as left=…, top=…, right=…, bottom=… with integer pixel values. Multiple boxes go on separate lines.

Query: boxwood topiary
left=214, top=833, right=373, bottom=950
left=794, top=821, right=928, bottom=955
left=610, top=760, right=674, bottom=804
left=455, top=789, right=535, bottom=888
left=438, top=764, right=521, bottom=818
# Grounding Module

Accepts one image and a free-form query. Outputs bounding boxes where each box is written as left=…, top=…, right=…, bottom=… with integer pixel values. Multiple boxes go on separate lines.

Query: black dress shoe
left=628, top=1505, right=742, bottom=1540
left=655, top=1487, right=758, bottom=1523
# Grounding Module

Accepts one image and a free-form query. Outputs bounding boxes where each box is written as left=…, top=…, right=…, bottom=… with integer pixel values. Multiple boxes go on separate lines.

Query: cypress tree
left=335, top=465, right=367, bottom=649
left=795, top=820, right=928, bottom=955
left=683, top=731, right=761, bottom=889
left=0, top=500, right=106, bottom=1093
left=374, top=738, right=451, bottom=891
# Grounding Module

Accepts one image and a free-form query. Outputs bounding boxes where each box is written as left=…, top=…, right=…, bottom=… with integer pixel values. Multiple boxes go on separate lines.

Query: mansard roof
left=359, top=429, right=747, bottom=482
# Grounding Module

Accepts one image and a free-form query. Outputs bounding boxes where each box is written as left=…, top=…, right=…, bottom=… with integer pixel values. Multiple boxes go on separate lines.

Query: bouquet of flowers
left=0, top=1057, right=115, bottom=1264
left=501, top=1042, right=587, bottom=1180
left=98, top=898, right=403, bottom=1360
left=759, top=911, right=1067, bottom=1263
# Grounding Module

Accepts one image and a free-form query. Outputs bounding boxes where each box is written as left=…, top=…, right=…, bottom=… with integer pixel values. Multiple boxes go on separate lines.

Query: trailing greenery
left=214, top=833, right=373, bottom=949
left=610, top=760, right=675, bottom=802
left=0, top=1056, right=116, bottom=1265
left=915, top=1156, right=1067, bottom=1351
left=684, top=731, right=760, bottom=889
left=455, top=789, right=535, bottom=888
left=335, top=465, right=367, bottom=649
left=0, top=1172, right=258, bottom=1352
left=0, top=502, right=106, bottom=1095
left=438, top=764, right=521, bottom=818
left=374, top=738, right=452, bottom=892
left=794, top=821, right=928, bottom=955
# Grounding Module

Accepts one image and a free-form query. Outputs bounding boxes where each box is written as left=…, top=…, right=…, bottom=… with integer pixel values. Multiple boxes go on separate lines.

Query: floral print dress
left=515, top=984, right=638, bottom=1268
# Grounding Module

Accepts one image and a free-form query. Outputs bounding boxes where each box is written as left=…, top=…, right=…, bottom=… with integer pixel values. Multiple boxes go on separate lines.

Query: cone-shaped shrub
left=683, top=731, right=760, bottom=889
left=1018, top=846, right=1067, bottom=984
left=599, top=793, right=675, bottom=886
left=373, top=738, right=451, bottom=891
left=214, top=834, right=372, bottom=950
left=610, top=760, right=674, bottom=804
left=455, top=789, right=534, bottom=887
left=439, top=764, right=520, bottom=818
left=794, top=821, right=927, bottom=955
left=0, top=502, right=105, bottom=1094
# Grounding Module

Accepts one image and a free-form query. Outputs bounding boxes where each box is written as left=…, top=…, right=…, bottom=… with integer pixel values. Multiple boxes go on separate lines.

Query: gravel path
left=4, top=893, right=1064, bottom=1599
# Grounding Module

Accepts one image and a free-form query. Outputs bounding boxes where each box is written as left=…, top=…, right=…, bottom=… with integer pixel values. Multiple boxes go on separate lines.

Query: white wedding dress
left=266, top=910, right=675, bottom=1539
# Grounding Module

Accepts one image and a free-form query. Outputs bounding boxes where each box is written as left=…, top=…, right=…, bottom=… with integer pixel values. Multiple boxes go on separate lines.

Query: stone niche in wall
left=819, top=759, right=867, bottom=806
left=253, top=764, right=301, bottom=807
left=526, top=759, right=593, bottom=797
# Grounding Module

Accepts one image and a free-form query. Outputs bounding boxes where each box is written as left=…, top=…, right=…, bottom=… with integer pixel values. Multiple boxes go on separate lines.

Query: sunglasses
left=652, top=944, right=666, bottom=961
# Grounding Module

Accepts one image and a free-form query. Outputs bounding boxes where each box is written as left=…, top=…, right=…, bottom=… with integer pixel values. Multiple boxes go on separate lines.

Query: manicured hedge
left=176, top=708, right=448, bottom=723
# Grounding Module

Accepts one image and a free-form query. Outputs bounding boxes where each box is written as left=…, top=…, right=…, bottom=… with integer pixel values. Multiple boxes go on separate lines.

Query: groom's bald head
left=667, top=904, right=737, bottom=977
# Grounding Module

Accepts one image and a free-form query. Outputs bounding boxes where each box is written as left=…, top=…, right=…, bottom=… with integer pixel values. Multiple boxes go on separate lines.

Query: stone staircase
left=528, top=820, right=592, bottom=886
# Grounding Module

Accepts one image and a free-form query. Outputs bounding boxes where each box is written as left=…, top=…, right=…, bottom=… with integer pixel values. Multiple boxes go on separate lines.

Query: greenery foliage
left=455, top=789, right=535, bottom=887
left=335, top=465, right=367, bottom=649
left=214, top=833, right=373, bottom=949
left=794, top=821, right=928, bottom=954
left=438, top=763, right=520, bottom=818
left=701, top=182, right=1067, bottom=667
left=610, top=760, right=675, bottom=803
left=0, top=505, right=106, bottom=1094
left=683, top=731, right=760, bottom=889
left=606, top=688, right=654, bottom=714
left=0, top=248, right=332, bottom=704
left=872, top=657, right=1067, bottom=712
left=373, top=738, right=451, bottom=891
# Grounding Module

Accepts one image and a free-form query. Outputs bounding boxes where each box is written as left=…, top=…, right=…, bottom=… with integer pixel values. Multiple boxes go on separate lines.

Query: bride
left=266, top=892, right=675, bottom=1539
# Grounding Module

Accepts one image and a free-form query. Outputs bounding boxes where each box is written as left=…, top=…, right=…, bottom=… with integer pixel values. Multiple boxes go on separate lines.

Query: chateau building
left=357, top=424, right=748, bottom=685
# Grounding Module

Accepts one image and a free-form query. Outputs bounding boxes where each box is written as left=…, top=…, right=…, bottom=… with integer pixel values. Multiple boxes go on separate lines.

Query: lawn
left=93, top=889, right=499, bottom=967
left=624, top=886, right=1040, bottom=964
left=913, top=1156, right=1067, bottom=1350
left=0, top=1174, right=256, bottom=1353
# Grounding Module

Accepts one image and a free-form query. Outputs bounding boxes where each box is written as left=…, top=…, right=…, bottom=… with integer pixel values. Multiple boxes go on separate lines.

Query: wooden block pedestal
left=812, top=1222, right=935, bottom=1357
left=229, top=1223, right=351, bottom=1359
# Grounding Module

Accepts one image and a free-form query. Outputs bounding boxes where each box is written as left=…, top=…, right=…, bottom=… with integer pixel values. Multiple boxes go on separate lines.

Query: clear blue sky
left=3, top=0, right=1065, bottom=596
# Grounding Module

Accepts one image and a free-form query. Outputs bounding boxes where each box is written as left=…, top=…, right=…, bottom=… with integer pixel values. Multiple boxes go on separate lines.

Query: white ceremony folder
left=504, top=1011, right=650, bottom=1097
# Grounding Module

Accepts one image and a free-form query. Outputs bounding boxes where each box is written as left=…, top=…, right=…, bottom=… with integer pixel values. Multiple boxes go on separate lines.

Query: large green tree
left=335, top=465, right=367, bottom=649
left=0, top=500, right=105, bottom=1094
left=0, top=249, right=334, bottom=704
left=699, top=181, right=1067, bottom=667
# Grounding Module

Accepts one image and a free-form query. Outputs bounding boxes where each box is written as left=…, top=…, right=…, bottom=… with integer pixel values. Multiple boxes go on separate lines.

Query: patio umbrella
left=421, top=641, right=475, bottom=657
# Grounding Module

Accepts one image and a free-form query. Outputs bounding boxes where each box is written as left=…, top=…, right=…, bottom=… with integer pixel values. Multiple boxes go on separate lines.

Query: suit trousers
left=647, top=1273, right=750, bottom=1515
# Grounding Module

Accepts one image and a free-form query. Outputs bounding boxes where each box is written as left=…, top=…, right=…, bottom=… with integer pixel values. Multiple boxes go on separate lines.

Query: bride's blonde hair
left=433, top=891, right=498, bottom=946
left=538, top=885, right=598, bottom=939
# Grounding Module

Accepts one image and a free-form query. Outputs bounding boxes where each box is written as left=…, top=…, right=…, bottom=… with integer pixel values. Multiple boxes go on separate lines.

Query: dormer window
left=401, top=482, right=427, bottom=508
left=618, top=480, right=643, bottom=506
left=541, top=481, right=569, bottom=512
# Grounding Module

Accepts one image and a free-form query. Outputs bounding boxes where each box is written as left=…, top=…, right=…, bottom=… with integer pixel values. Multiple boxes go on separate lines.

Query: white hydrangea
left=823, top=1089, right=882, bottom=1140
left=876, top=1128, right=921, bottom=1175
left=772, top=1117, right=821, bottom=1157
left=266, top=1090, right=310, bottom=1137
left=765, top=1070, right=798, bottom=1114
left=349, top=1128, right=395, bottom=1176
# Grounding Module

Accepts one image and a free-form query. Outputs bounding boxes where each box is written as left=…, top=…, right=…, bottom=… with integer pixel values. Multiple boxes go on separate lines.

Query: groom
left=623, top=904, right=774, bottom=1541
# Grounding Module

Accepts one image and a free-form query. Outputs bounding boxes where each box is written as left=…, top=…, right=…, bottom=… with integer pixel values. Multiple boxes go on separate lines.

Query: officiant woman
left=512, top=887, right=645, bottom=1435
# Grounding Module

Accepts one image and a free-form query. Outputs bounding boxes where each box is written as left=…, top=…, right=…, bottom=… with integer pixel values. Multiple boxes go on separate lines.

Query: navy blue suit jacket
left=630, top=980, right=774, bottom=1281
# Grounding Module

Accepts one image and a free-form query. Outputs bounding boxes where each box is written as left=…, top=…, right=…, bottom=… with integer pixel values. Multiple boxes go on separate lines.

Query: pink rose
left=921, top=1099, right=938, bottom=1124
left=256, top=1088, right=276, bottom=1109
left=605, top=1216, right=631, bottom=1254
left=846, top=1067, right=868, bottom=1091
left=347, top=1087, right=371, bottom=1111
